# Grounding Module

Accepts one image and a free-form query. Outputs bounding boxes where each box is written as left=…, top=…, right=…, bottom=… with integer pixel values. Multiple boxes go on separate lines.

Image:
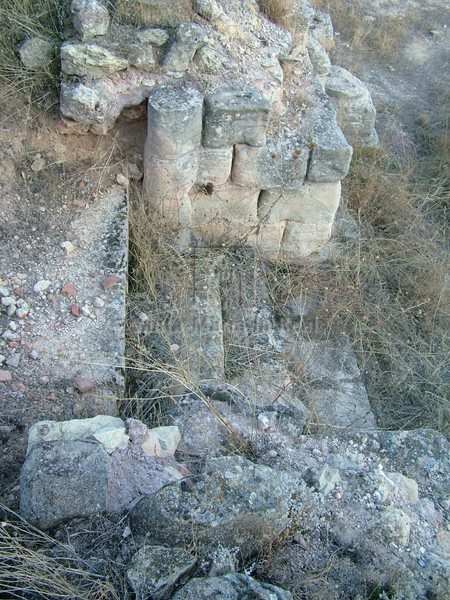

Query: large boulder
left=173, top=573, right=292, bottom=599
left=131, top=455, right=305, bottom=557
left=20, top=416, right=184, bottom=528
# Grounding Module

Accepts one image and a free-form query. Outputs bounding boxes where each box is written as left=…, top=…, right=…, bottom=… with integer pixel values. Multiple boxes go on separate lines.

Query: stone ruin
left=54, top=0, right=378, bottom=261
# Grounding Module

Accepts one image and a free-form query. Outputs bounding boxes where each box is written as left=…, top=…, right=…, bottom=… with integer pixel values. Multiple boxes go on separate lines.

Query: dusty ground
left=1, top=0, right=449, bottom=511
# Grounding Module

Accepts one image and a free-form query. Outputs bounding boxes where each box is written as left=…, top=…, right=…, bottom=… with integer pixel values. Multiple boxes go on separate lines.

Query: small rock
left=137, top=28, right=169, bottom=46
left=71, top=304, right=81, bottom=317
left=61, top=241, right=75, bottom=255
left=116, top=173, right=129, bottom=187
left=1, top=296, right=16, bottom=307
left=72, top=375, right=96, bottom=393
left=11, top=380, right=29, bottom=392
left=19, top=37, right=54, bottom=69
left=6, top=354, right=20, bottom=368
left=33, top=280, right=51, bottom=293
left=2, top=330, right=19, bottom=341
left=29, top=349, right=39, bottom=360
left=0, top=370, right=12, bottom=383
left=13, top=288, right=24, bottom=298
left=128, top=162, right=143, bottom=180
left=30, top=155, right=46, bottom=173
left=93, top=296, right=105, bottom=308
left=193, top=0, right=222, bottom=21
left=0, top=425, right=12, bottom=442
left=141, top=426, right=181, bottom=458
left=61, top=283, right=77, bottom=296
left=39, top=376, right=49, bottom=385
left=101, top=275, right=120, bottom=290
left=6, top=305, right=16, bottom=317
left=16, top=307, right=29, bottom=319
left=0, top=354, right=5, bottom=364
left=8, top=322, right=17, bottom=332
left=0, top=286, right=10, bottom=296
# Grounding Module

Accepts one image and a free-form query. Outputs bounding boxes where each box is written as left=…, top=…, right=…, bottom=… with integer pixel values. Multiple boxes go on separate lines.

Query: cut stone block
left=127, top=43, right=156, bottom=71
left=203, top=85, right=271, bottom=148
left=280, top=220, right=334, bottom=257
left=258, top=182, right=341, bottom=224
left=145, top=82, right=203, bottom=158
left=307, top=107, right=353, bottom=182
left=60, top=82, right=113, bottom=125
left=71, top=0, right=110, bottom=41
left=196, top=147, right=233, bottom=186
left=163, top=22, right=209, bottom=71
left=60, top=42, right=129, bottom=78
left=255, top=221, right=286, bottom=256
left=190, top=183, right=259, bottom=226
left=143, top=152, right=199, bottom=204
left=232, top=135, right=308, bottom=189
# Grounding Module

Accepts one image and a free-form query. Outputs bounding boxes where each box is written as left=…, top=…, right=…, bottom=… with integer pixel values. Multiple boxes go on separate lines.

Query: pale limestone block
left=232, top=136, right=308, bottom=189
left=143, top=151, right=199, bottom=204
left=258, top=182, right=341, bottom=225
left=190, top=183, right=259, bottom=226
left=255, top=221, right=286, bottom=257
left=196, top=147, right=233, bottom=186
left=387, top=472, right=419, bottom=503
left=93, top=426, right=129, bottom=454
left=141, top=426, right=181, bottom=458
left=203, top=85, right=271, bottom=148
left=280, top=221, right=333, bottom=256
left=146, top=82, right=203, bottom=159
left=60, top=42, right=129, bottom=78
left=27, top=415, right=124, bottom=452
left=163, top=23, right=209, bottom=71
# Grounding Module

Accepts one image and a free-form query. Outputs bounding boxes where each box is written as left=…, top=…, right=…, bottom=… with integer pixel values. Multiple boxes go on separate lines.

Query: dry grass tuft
left=0, top=505, right=122, bottom=599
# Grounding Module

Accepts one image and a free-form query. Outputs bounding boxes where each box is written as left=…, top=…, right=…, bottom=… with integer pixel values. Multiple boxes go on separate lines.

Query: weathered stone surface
left=304, top=464, right=341, bottom=496
left=306, top=102, right=353, bottom=182
left=60, top=42, right=129, bottom=78
left=127, top=546, right=196, bottom=600
left=131, top=455, right=301, bottom=557
left=163, top=23, right=209, bottom=71
left=194, top=45, right=222, bottom=73
left=27, top=415, right=124, bottom=450
left=141, top=425, right=181, bottom=458
left=386, top=472, right=419, bottom=503
left=196, top=146, right=233, bottom=186
left=20, top=417, right=186, bottom=527
left=190, top=183, right=259, bottom=227
left=71, top=0, right=110, bottom=41
left=115, top=0, right=191, bottom=27
left=325, top=65, right=378, bottom=148
left=173, top=573, right=292, bottom=599
left=232, top=136, right=308, bottom=189
left=126, top=43, right=156, bottom=71
left=258, top=182, right=341, bottom=226
left=309, top=10, right=334, bottom=51
left=18, top=37, right=54, bottom=69
left=137, top=27, right=169, bottom=46
left=193, top=0, right=222, bottom=22
left=203, top=85, right=271, bottom=148
left=61, top=72, right=156, bottom=133
left=92, top=425, right=129, bottom=453
left=20, top=440, right=109, bottom=528
left=143, top=152, right=199, bottom=207
left=286, top=337, right=376, bottom=430
left=307, top=33, right=331, bottom=77
left=145, top=82, right=203, bottom=158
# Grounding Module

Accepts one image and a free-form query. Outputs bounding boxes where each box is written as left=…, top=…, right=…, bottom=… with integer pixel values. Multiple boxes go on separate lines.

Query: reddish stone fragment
left=0, top=370, right=12, bottom=383
left=72, top=375, right=96, bottom=393
left=71, top=304, right=81, bottom=317
left=102, top=275, right=120, bottom=290
left=61, top=283, right=77, bottom=296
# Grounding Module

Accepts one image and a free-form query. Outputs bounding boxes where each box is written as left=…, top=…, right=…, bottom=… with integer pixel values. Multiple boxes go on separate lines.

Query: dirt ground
left=1, top=0, right=449, bottom=510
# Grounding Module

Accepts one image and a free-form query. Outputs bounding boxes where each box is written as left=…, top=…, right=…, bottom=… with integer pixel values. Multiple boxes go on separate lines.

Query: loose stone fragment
left=60, top=42, right=129, bottom=78
left=33, top=280, right=51, bottom=293
left=72, top=375, right=96, bottom=393
left=71, top=0, right=110, bottom=41
left=163, top=23, right=209, bottom=72
left=61, top=283, right=77, bottom=296
left=101, top=275, right=120, bottom=290
left=0, top=370, right=12, bottom=383
left=19, top=37, right=54, bottom=69
left=137, top=28, right=169, bottom=46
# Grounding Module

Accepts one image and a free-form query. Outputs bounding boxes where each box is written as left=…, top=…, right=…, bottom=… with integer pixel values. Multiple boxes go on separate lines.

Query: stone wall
left=45, top=0, right=378, bottom=261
